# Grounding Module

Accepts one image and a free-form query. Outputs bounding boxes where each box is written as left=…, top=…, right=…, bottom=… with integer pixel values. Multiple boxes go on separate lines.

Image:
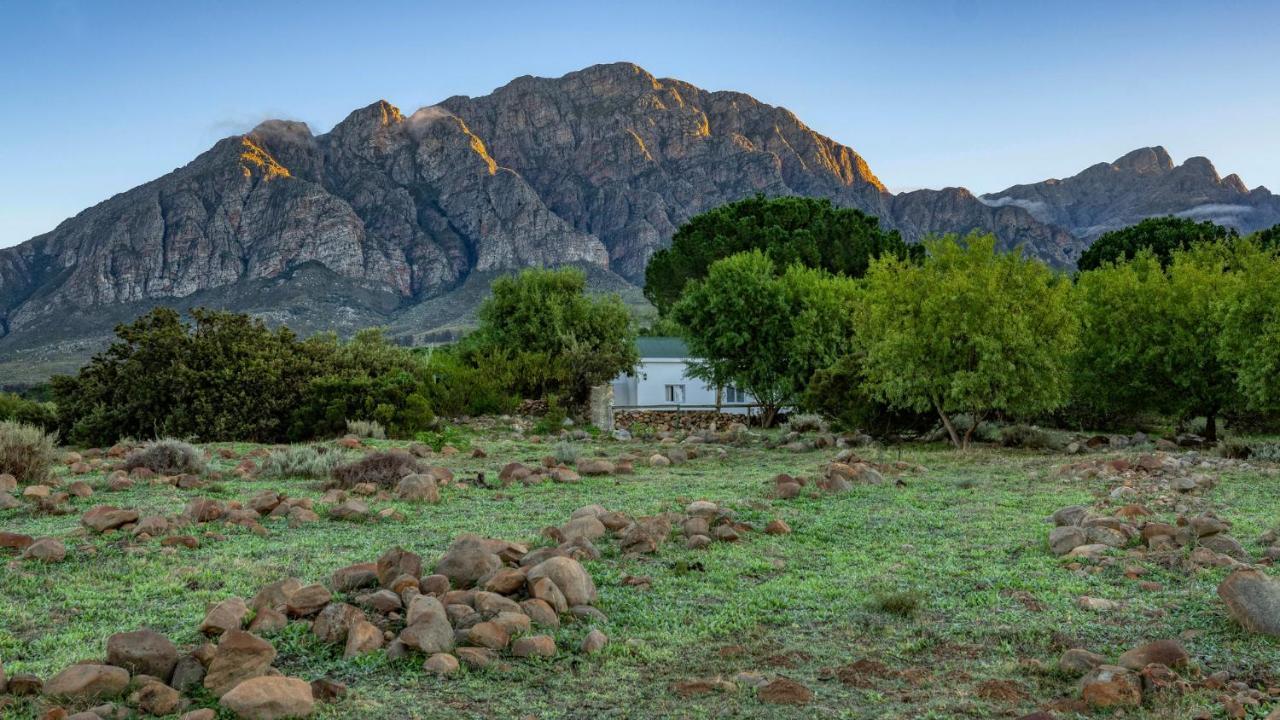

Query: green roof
left=636, top=336, right=688, bottom=359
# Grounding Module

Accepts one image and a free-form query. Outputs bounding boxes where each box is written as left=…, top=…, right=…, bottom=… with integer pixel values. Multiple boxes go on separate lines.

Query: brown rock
left=519, top=598, right=560, bottom=628
left=1217, top=569, right=1280, bottom=637
left=106, top=629, right=178, bottom=681
left=284, top=585, right=331, bottom=618
left=455, top=646, right=498, bottom=669
left=312, top=603, right=364, bottom=644
left=1059, top=648, right=1106, bottom=676
left=580, top=628, right=608, bottom=654
left=512, top=635, right=556, bottom=658
left=1117, top=640, right=1189, bottom=670
left=251, top=578, right=302, bottom=612
left=0, top=531, right=35, bottom=552
left=133, top=680, right=182, bottom=716
left=423, top=653, right=459, bottom=675
left=435, top=535, right=502, bottom=588
left=330, top=563, right=378, bottom=592
left=247, top=607, right=288, bottom=634
left=765, top=519, right=791, bottom=535
left=203, top=630, right=277, bottom=697
left=309, top=678, right=346, bottom=703
left=467, top=621, right=509, bottom=650
left=526, top=556, right=596, bottom=607
left=200, top=597, right=249, bottom=635
left=81, top=505, right=140, bottom=533
left=219, top=675, right=314, bottom=720
left=343, top=620, right=383, bottom=658
left=43, top=664, right=129, bottom=699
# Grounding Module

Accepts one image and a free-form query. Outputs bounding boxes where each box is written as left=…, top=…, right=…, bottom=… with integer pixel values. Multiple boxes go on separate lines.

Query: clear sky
left=2, top=0, right=1277, bottom=248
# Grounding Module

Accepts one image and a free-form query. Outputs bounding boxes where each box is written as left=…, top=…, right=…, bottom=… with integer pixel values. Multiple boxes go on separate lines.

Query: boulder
left=43, top=664, right=129, bottom=699
left=331, top=563, right=378, bottom=593
left=219, top=676, right=314, bottom=720
left=22, top=537, right=66, bottom=562
left=200, top=597, right=249, bottom=635
left=81, top=506, right=140, bottom=533
left=435, top=535, right=502, bottom=588
left=1059, top=648, right=1106, bottom=676
left=400, top=596, right=454, bottom=653
left=284, top=585, right=331, bottom=617
left=1117, top=640, right=1189, bottom=671
left=204, top=630, right=277, bottom=697
left=1218, top=569, right=1280, bottom=637
left=251, top=578, right=302, bottom=612
left=512, top=635, right=556, bottom=658
left=343, top=620, right=384, bottom=658
left=106, top=629, right=178, bottom=681
left=396, top=474, right=439, bottom=502
left=580, top=628, right=608, bottom=654
left=1049, top=526, right=1088, bottom=556
left=312, top=603, right=365, bottom=644
left=423, top=653, right=459, bottom=675
left=526, top=556, right=596, bottom=607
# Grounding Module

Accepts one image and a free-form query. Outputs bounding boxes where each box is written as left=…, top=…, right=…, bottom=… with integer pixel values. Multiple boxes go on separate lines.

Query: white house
left=611, top=337, right=755, bottom=414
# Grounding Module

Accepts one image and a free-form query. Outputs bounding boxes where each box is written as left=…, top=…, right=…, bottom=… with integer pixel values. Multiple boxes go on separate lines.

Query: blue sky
left=1, top=0, right=1277, bottom=248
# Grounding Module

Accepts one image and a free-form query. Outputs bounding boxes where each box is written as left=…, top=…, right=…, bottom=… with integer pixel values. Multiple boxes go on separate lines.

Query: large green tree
left=1074, top=244, right=1242, bottom=439
left=644, top=195, right=919, bottom=313
left=470, top=267, right=638, bottom=405
left=1077, top=216, right=1237, bottom=271
left=1215, top=239, right=1280, bottom=415
left=671, top=250, right=859, bottom=427
left=858, top=234, right=1078, bottom=448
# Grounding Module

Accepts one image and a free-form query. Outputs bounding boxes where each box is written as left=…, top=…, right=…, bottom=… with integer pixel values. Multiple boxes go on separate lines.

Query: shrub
left=1250, top=443, right=1280, bottom=463
left=553, top=441, right=579, bottom=465
left=0, top=393, right=58, bottom=431
left=0, top=421, right=59, bottom=485
left=345, top=419, right=386, bottom=440
left=260, top=445, right=355, bottom=480
left=870, top=589, right=922, bottom=617
left=999, top=424, right=1055, bottom=450
left=330, top=450, right=425, bottom=489
left=123, top=439, right=206, bottom=475
left=785, top=413, right=826, bottom=433
left=414, top=425, right=471, bottom=452
left=1216, top=439, right=1252, bottom=460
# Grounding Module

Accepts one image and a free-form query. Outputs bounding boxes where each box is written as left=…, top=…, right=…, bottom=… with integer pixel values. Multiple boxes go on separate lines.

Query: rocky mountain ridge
left=0, top=63, right=1270, bottom=382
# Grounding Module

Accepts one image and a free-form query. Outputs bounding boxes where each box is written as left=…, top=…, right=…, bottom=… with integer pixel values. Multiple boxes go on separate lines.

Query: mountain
left=981, top=146, right=1280, bottom=241
left=0, top=62, right=1081, bottom=382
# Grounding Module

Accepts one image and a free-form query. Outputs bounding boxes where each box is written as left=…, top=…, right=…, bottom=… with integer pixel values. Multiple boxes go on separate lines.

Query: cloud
left=1174, top=203, right=1255, bottom=221
left=978, top=195, right=1050, bottom=219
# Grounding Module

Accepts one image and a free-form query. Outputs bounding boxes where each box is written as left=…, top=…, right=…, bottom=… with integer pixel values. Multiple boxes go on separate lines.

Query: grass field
left=1, top=425, right=1277, bottom=719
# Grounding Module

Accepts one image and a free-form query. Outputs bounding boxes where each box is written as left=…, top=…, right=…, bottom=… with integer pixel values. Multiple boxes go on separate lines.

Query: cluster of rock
left=614, top=411, right=753, bottom=433
left=769, top=451, right=912, bottom=499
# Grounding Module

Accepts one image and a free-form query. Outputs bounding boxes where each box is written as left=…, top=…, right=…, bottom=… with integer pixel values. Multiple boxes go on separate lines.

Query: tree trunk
left=762, top=405, right=779, bottom=428
left=932, top=397, right=961, bottom=449
left=715, top=385, right=722, bottom=414
left=1204, top=412, right=1218, bottom=442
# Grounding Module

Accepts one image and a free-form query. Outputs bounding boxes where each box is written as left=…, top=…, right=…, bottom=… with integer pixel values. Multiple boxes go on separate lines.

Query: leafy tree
left=470, top=267, right=638, bottom=405
left=1246, top=223, right=1280, bottom=248
left=858, top=234, right=1078, bottom=448
left=0, top=392, right=58, bottom=431
left=1077, top=216, right=1237, bottom=271
left=1217, top=239, right=1280, bottom=414
left=671, top=250, right=858, bottom=427
left=644, top=195, right=919, bottom=313
left=1074, top=244, right=1240, bottom=439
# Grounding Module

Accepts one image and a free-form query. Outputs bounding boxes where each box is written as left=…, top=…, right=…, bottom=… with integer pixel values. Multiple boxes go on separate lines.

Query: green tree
left=1246, top=223, right=1280, bottom=248
left=858, top=234, right=1078, bottom=448
left=470, top=267, right=638, bottom=406
left=1074, top=244, right=1240, bottom=439
left=644, top=195, right=919, bottom=313
left=671, top=250, right=858, bottom=427
left=1216, top=239, right=1280, bottom=414
left=1077, top=216, right=1237, bottom=271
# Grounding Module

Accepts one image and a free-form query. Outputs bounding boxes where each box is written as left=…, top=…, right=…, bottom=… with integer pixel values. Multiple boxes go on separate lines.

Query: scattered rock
left=106, top=629, right=178, bottom=680
left=219, top=675, right=314, bottom=720
left=1217, top=569, right=1280, bottom=637
left=43, top=664, right=129, bottom=700
left=203, top=630, right=277, bottom=697
left=23, top=537, right=67, bottom=562
left=1080, top=665, right=1142, bottom=708
left=758, top=677, right=813, bottom=705
left=1117, top=640, right=1189, bottom=671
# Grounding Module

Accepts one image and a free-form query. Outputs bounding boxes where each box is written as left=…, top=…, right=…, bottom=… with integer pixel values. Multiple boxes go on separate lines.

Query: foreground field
left=2, top=425, right=1278, bottom=719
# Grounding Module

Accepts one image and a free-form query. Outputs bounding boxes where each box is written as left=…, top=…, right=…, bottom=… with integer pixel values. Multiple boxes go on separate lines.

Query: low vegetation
left=0, top=421, right=58, bottom=485
left=122, top=439, right=206, bottom=476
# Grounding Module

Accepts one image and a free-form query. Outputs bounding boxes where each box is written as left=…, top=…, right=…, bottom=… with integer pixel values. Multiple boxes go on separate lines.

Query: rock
left=247, top=607, right=287, bottom=634
left=649, top=454, right=670, bottom=467
left=528, top=576, right=569, bottom=614
left=331, top=563, right=378, bottom=593
left=1049, top=526, right=1087, bottom=555
left=1076, top=596, right=1120, bottom=612
left=329, top=499, right=369, bottom=521
left=22, top=537, right=66, bottom=562
left=435, top=535, right=502, bottom=588
left=1080, top=665, right=1142, bottom=708
left=395, top=474, right=439, bottom=502
left=423, top=653, right=459, bottom=675
left=204, top=630, right=277, bottom=697
left=106, top=629, right=178, bottom=681
left=219, top=676, right=314, bottom=720
left=43, top=664, right=129, bottom=699
left=1117, top=640, right=1189, bottom=671
left=1217, top=569, right=1280, bottom=637
left=577, top=459, right=614, bottom=476
left=169, top=655, right=206, bottom=693
left=765, top=519, right=791, bottom=535
left=482, top=567, right=527, bottom=595
left=251, top=578, right=302, bottom=612
left=284, top=585, right=331, bottom=617
left=520, top=599, right=560, bottom=628
left=686, top=534, right=712, bottom=549
left=1200, top=534, right=1250, bottom=561
left=685, top=500, right=719, bottom=517
left=526, top=556, right=596, bottom=607
left=467, top=621, right=509, bottom=650
left=1059, top=648, right=1107, bottom=676
left=312, top=603, right=364, bottom=644
left=132, top=680, right=182, bottom=716
left=758, top=677, right=813, bottom=705
left=180, top=711, right=216, bottom=720
left=512, top=635, right=556, bottom=658
left=560, top=515, right=606, bottom=542
left=344, top=620, right=383, bottom=658
left=309, top=679, right=346, bottom=703
left=456, top=646, right=498, bottom=669
left=400, top=596, right=454, bottom=653
left=491, top=611, right=531, bottom=637
left=1052, top=505, right=1089, bottom=526
left=200, top=597, right=249, bottom=635
left=580, top=628, right=608, bottom=654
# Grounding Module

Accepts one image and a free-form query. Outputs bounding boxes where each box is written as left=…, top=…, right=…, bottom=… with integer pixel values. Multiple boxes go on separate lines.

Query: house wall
left=611, top=357, right=753, bottom=414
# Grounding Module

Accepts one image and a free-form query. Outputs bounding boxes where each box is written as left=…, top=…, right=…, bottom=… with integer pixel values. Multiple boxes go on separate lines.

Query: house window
left=724, top=385, right=747, bottom=404
left=665, top=384, right=686, bottom=403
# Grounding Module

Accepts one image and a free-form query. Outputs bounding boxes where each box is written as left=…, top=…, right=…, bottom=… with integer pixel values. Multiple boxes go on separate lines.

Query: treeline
left=45, top=268, right=637, bottom=446
left=650, top=197, right=1280, bottom=447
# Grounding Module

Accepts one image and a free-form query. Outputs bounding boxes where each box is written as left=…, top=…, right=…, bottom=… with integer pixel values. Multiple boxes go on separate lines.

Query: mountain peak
left=1113, top=146, right=1174, bottom=174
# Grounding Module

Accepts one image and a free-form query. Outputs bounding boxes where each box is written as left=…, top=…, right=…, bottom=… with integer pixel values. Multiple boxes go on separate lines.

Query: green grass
left=1, top=431, right=1277, bottom=719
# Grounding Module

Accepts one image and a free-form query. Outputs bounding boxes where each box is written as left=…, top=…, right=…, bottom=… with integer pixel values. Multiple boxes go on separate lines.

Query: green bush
left=413, top=426, right=471, bottom=452
left=0, top=393, right=58, bottom=431
left=260, top=445, right=355, bottom=480
left=123, top=439, right=206, bottom=475
left=802, top=354, right=933, bottom=436
left=553, top=441, right=579, bottom=465
left=0, top=421, right=59, bottom=485
left=330, top=450, right=425, bottom=489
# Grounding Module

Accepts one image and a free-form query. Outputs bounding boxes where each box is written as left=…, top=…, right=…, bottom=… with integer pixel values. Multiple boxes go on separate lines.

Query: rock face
left=981, top=146, right=1280, bottom=242
left=0, top=62, right=1081, bottom=379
